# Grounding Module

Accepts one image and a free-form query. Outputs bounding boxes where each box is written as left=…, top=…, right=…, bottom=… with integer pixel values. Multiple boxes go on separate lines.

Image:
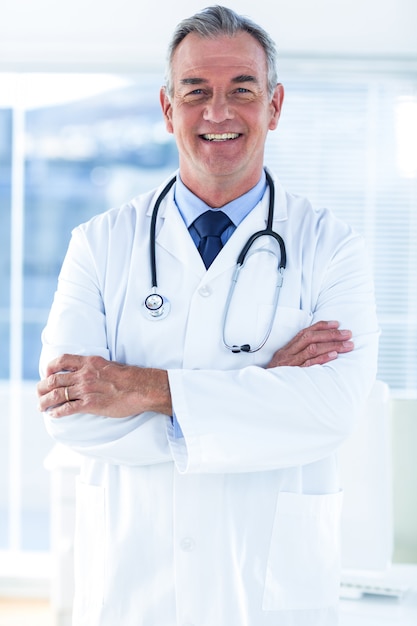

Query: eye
left=232, top=87, right=256, bottom=101
left=183, top=88, right=207, bottom=102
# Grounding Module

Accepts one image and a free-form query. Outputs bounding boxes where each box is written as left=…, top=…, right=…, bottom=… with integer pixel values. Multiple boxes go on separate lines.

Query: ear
left=268, top=83, right=284, bottom=131
left=160, top=87, right=174, bottom=134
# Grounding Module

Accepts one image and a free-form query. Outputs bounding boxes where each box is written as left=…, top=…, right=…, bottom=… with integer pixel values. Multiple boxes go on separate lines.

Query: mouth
left=201, top=132, right=241, bottom=142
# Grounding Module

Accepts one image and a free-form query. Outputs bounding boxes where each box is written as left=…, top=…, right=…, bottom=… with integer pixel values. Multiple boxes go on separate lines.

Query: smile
left=201, top=133, right=240, bottom=141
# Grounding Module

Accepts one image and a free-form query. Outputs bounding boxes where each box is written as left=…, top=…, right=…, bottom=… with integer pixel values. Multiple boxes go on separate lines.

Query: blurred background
left=0, top=0, right=416, bottom=623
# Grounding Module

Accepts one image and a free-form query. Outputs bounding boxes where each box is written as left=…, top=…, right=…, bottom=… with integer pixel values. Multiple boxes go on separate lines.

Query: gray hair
left=165, top=5, right=278, bottom=99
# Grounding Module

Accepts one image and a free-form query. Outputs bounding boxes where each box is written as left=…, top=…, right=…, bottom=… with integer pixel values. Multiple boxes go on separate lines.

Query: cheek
left=166, top=105, right=189, bottom=135
left=171, top=111, right=200, bottom=142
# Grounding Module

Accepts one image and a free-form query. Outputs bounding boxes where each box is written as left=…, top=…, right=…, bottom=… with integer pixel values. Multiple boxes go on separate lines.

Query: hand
left=37, top=354, right=172, bottom=418
left=266, top=320, right=353, bottom=369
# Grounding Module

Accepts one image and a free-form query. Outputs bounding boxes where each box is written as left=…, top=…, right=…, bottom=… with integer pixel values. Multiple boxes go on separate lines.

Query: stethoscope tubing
left=149, top=175, right=176, bottom=289
left=144, top=169, right=287, bottom=353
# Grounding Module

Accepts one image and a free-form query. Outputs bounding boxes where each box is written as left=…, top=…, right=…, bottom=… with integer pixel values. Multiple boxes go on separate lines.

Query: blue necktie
left=192, top=210, right=233, bottom=268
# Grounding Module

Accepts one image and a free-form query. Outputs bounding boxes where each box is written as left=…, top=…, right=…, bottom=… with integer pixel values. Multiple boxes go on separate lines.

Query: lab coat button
left=198, top=285, right=212, bottom=297
left=180, top=537, right=195, bottom=552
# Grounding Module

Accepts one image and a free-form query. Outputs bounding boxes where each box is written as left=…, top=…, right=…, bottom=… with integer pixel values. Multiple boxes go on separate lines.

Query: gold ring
left=64, top=386, right=70, bottom=402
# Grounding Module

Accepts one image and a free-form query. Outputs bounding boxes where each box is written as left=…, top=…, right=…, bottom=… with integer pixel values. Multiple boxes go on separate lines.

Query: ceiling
left=1, top=0, right=416, bottom=71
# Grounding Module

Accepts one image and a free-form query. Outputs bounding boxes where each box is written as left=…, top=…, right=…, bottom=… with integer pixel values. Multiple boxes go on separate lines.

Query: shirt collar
left=174, top=171, right=267, bottom=228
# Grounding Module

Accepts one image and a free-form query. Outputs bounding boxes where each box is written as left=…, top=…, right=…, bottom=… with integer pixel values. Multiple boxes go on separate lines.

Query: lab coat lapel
left=149, top=172, right=288, bottom=281
left=145, top=183, right=200, bottom=277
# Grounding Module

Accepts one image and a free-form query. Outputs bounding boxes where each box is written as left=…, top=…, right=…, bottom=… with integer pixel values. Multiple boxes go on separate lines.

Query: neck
left=179, top=168, right=264, bottom=208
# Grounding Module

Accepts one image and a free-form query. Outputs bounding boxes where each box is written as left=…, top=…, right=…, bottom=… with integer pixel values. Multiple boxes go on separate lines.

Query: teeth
left=202, top=133, right=239, bottom=141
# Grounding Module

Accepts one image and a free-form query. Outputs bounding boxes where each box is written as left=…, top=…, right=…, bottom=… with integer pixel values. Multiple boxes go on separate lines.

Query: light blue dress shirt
left=174, top=171, right=267, bottom=243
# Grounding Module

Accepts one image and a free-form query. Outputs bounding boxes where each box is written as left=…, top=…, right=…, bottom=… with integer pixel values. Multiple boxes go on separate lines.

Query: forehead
left=171, top=31, right=268, bottom=83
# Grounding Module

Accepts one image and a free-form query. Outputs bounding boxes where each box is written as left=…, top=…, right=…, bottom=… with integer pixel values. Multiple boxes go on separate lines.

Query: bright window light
left=0, top=73, right=132, bottom=109
left=396, top=97, right=417, bottom=178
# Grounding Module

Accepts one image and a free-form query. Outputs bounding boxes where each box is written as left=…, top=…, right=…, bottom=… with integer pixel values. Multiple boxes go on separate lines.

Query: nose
left=203, top=93, right=234, bottom=123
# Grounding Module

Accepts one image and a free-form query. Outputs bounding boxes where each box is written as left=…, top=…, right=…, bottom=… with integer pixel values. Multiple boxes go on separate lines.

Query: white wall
left=1, top=0, right=417, bottom=71
left=392, top=400, right=417, bottom=563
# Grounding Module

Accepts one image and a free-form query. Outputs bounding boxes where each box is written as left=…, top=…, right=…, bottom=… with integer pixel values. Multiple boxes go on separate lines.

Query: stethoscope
left=144, top=169, right=286, bottom=353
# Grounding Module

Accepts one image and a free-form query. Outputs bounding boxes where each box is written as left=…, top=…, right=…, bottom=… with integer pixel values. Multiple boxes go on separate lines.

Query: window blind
left=265, top=73, right=417, bottom=397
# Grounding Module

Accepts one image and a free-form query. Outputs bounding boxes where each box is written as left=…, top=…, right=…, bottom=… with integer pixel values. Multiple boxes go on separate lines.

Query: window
left=0, top=73, right=178, bottom=556
left=0, top=67, right=416, bottom=555
left=265, top=69, right=417, bottom=396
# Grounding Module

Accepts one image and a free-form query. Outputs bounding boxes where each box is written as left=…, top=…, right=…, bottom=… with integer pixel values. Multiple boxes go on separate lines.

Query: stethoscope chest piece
left=143, top=292, right=170, bottom=320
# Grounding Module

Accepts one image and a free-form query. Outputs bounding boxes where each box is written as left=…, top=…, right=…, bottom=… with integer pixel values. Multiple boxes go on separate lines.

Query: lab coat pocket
left=255, top=306, right=312, bottom=363
left=73, top=479, right=106, bottom=618
left=263, top=490, right=343, bottom=611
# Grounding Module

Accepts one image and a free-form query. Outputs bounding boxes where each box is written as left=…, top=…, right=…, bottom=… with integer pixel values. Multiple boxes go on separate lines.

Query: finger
left=38, top=378, right=79, bottom=412
left=292, top=326, right=352, bottom=353
left=303, top=339, right=354, bottom=359
left=301, top=339, right=354, bottom=366
left=279, top=321, right=347, bottom=355
left=302, top=351, right=339, bottom=367
left=306, top=320, right=340, bottom=333
left=36, top=378, right=49, bottom=397
left=37, top=384, right=70, bottom=413
left=37, top=371, right=73, bottom=404
left=38, top=353, right=86, bottom=398
left=47, top=398, right=83, bottom=419
left=310, top=320, right=340, bottom=330
left=44, top=353, right=83, bottom=377
left=300, top=326, right=352, bottom=344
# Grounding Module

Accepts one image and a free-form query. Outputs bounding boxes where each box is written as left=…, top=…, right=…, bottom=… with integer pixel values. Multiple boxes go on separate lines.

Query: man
left=37, top=6, right=379, bottom=626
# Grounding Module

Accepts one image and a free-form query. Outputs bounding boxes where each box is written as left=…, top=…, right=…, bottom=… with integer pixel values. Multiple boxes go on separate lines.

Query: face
left=160, top=32, right=284, bottom=197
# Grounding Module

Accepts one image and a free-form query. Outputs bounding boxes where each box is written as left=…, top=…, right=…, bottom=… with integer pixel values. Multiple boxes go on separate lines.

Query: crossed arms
left=37, top=320, right=353, bottom=419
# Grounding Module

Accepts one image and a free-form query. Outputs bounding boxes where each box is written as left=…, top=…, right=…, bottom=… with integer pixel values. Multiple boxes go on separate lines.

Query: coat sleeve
left=167, top=227, right=380, bottom=474
left=40, top=224, right=174, bottom=467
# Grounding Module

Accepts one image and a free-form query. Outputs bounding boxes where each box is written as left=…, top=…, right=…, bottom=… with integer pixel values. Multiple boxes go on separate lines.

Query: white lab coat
left=40, top=170, right=379, bottom=626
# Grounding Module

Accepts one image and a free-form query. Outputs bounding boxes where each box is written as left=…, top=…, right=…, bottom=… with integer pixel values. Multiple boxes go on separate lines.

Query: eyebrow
left=180, top=77, right=208, bottom=86
left=232, top=75, right=258, bottom=85
left=179, top=74, right=259, bottom=87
